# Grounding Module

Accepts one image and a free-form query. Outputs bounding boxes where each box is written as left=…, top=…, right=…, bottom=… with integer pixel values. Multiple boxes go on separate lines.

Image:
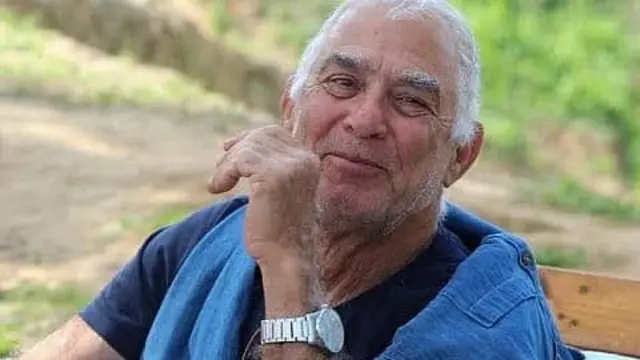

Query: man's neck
left=315, top=207, right=439, bottom=305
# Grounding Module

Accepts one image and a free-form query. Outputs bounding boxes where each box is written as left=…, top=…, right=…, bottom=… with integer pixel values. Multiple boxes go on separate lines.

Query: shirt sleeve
left=78, top=196, right=247, bottom=360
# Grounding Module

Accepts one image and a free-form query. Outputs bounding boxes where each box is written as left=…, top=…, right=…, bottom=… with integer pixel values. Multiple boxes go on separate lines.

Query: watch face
left=315, top=307, right=345, bottom=354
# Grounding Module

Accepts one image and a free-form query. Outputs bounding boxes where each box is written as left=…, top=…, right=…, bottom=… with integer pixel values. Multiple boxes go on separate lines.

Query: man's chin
left=315, top=187, right=389, bottom=226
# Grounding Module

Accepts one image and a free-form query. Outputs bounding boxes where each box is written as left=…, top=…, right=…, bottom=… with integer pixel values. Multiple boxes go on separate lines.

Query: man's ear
left=280, top=76, right=295, bottom=131
left=443, top=123, right=484, bottom=188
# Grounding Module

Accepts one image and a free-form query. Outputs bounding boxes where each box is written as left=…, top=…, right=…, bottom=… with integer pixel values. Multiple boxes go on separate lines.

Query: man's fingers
left=211, top=125, right=302, bottom=194
left=208, top=162, right=241, bottom=194
left=231, top=126, right=300, bottom=154
left=208, top=152, right=242, bottom=194
left=263, top=124, right=303, bottom=149
left=223, top=131, right=251, bottom=151
left=283, top=118, right=302, bottom=139
left=209, top=144, right=268, bottom=194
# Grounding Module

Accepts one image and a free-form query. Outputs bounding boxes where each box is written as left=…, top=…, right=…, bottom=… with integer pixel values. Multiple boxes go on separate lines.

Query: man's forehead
left=316, top=10, right=453, bottom=79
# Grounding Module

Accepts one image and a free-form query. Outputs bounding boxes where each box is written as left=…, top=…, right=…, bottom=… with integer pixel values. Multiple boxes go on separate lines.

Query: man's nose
left=343, top=95, right=388, bottom=139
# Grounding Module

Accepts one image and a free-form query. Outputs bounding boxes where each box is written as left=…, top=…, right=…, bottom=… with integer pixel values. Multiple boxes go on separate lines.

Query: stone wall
left=0, top=0, right=287, bottom=116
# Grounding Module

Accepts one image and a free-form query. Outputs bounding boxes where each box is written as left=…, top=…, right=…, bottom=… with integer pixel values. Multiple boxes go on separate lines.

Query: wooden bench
left=540, top=266, right=640, bottom=358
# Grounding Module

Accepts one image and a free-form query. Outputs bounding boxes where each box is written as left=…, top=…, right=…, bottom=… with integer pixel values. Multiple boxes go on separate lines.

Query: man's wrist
left=259, top=256, right=320, bottom=317
left=258, top=258, right=330, bottom=359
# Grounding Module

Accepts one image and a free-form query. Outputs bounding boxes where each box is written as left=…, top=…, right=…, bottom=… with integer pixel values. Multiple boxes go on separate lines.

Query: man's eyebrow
left=396, top=70, right=440, bottom=92
left=318, top=52, right=368, bottom=74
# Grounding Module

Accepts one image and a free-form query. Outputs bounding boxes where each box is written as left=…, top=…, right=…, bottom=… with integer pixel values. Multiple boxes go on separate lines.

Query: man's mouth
left=325, top=152, right=386, bottom=171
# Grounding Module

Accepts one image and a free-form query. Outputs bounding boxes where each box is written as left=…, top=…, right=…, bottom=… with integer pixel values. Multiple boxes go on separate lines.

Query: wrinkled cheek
left=420, top=123, right=454, bottom=167
left=294, top=97, right=338, bottom=146
left=301, top=118, right=327, bottom=146
left=396, top=128, right=448, bottom=193
left=404, top=129, right=435, bottom=166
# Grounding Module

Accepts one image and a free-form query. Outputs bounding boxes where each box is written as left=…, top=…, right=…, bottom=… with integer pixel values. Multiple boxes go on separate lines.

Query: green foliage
left=534, top=244, right=589, bottom=269
left=0, top=324, right=19, bottom=357
left=257, top=0, right=340, bottom=53
left=210, top=1, right=235, bottom=35
left=454, top=0, right=637, bottom=186
left=0, top=6, right=41, bottom=35
left=481, top=114, right=535, bottom=170
left=457, top=0, right=631, bottom=119
left=0, top=283, right=90, bottom=310
left=527, top=176, right=640, bottom=221
left=140, top=204, right=197, bottom=229
left=0, top=8, right=233, bottom=111
left=120, top=203, right=200, bottom=233
left=0, top=283, right=91, bottom=356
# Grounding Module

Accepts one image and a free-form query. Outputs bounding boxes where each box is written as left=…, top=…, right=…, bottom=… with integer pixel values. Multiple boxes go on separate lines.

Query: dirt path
left=0, top=96, right=267, bottom=288
left=0, top=96, right=639, bottom=292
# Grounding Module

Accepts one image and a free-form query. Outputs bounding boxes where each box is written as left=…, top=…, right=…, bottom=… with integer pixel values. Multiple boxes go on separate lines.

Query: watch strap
left=260, top=314, right=315, bottom=345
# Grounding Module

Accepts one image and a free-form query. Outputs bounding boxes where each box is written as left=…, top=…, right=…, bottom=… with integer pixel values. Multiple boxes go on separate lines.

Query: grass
left=0, top=282, right=91, bottom=357
left=0, top=324, right=19, bottom=358
left=534, top=245, right=590, bottom=269
left=524, top=176, right=640, bottom=222
left=482, top=115, right=637, bottom=222
left=119, top=203, right=203, bottom=234
left=0, top=9, right=241, bottom=112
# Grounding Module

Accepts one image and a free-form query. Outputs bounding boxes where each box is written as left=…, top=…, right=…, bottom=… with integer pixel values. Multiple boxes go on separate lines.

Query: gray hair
left=289, top=0, right=481, bottom=145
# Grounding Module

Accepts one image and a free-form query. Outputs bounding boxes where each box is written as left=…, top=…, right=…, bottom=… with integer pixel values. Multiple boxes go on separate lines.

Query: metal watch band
left=260, top=315, right=314, bottom=344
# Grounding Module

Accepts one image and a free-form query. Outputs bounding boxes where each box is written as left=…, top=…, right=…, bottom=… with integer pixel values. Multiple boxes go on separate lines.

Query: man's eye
left=324, top=76, right=359, bottom=99
left=394, top=96, right=435, bottom=117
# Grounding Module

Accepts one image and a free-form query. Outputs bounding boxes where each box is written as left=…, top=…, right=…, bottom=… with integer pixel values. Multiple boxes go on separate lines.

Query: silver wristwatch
left=260, top=304, right=345, bottom=354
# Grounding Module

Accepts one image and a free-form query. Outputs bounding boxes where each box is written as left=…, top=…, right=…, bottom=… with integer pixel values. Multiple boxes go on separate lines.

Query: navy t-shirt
left=80, top=196, right=469, bottom=360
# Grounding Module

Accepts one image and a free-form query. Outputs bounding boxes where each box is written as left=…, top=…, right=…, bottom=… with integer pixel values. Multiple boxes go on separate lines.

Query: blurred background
left=0, top=0, right=637, bottom=356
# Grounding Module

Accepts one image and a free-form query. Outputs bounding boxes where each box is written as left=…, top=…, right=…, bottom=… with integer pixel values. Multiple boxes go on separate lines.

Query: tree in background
left=629, top=0, right=640, bottom=197
left=451, top=0, right=636, bottom=195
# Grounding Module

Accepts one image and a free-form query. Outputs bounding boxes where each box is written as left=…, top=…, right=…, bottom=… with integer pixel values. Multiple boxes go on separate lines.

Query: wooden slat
left=539, top=266, right=640, bottom=357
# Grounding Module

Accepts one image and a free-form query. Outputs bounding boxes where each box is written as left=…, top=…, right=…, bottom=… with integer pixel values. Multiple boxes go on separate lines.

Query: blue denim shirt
left=142, top=202, right=585, bottom=359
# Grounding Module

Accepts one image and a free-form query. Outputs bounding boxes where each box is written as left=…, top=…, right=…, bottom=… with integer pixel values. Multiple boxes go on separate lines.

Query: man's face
left=288, top=5, right=470, bottom=231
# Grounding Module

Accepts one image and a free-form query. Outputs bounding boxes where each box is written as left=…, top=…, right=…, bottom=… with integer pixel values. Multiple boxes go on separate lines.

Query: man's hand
left=208, top=125, right=327, bottom=359
left=208, top=125, right=321, bottom=265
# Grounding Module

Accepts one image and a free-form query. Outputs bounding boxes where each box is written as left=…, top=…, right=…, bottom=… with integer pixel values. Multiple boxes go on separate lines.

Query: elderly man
left=21, top=0, right=584, bottom=359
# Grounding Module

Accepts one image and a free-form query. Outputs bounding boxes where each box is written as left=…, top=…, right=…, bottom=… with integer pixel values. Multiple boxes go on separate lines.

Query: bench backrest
left=539, top=266, right=640, bottom=357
